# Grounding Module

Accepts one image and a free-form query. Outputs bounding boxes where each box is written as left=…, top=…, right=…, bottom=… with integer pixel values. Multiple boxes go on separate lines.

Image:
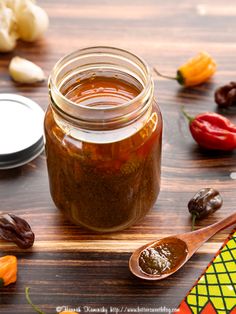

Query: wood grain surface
left=0, top=0, right=236, bottom=313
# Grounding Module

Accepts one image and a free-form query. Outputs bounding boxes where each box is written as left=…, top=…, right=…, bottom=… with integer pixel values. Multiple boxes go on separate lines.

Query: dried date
left=0, top=213, right=34, bottom=249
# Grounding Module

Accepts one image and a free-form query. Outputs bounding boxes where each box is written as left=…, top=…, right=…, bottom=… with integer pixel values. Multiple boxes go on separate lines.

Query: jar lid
left=0, top=94, right=45, bottom=169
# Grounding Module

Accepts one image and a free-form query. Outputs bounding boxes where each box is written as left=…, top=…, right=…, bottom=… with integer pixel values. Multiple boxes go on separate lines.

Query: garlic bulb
left=0, top=3, right=18, bottom=52
left=0, top=0, right=49, bottom=50
left=3, top=0, right=22, bottom=12
left=9, top=56, right=46, bottom=83
left=15, top=0, right=49, bottom=42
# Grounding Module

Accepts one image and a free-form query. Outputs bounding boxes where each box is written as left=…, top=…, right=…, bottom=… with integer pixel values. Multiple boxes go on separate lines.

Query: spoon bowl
left=129, top=211, right=236, bottom=280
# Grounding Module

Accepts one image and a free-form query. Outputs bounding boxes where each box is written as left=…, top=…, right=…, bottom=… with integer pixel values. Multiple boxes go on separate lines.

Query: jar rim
left=49, top=46, right=153, bottom=116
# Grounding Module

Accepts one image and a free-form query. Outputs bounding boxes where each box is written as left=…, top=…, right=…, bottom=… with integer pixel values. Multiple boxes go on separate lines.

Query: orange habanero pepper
left=154, top=51, right=216, bottom=87
left=0, top=255, right=17, bottom=287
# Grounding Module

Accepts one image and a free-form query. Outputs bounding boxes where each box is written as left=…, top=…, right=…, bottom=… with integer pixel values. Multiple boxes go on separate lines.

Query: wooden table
left=0, top=0, right=236, bottom=313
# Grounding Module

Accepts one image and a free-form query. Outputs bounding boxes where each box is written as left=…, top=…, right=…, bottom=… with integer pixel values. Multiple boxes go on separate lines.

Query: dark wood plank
left=0, top=0, right=236, bottom=313
left=0, top=251, right=213, bottom=313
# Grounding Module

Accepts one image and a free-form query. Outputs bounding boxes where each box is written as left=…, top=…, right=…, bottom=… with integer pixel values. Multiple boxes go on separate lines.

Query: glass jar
left=45, top=46, right=162, bottom=232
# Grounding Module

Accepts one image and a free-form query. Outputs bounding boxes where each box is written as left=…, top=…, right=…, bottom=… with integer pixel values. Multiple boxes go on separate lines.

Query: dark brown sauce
left=45, top=74, right=162, bottom=232
left=139, top=237, right=188, bottom=276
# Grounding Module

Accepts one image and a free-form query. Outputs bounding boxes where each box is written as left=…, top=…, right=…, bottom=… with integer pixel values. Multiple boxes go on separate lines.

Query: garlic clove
left=0, top=3, right=18, bottom=52
left=9, top=56, right=46, bottom=83
left=0, top=27, right=17, bottom=52
left=16, top=0, right=49, bottom=42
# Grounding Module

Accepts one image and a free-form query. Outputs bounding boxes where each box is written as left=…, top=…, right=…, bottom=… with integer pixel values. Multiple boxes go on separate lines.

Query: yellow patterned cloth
left=177, top=230, right=236, bottom=314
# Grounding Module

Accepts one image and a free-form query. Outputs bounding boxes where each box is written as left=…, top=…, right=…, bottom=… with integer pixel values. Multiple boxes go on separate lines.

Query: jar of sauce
left=45, top=47, right=162, bottom=232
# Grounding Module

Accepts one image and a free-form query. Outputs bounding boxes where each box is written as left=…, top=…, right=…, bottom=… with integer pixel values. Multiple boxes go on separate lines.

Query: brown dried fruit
left=0, top=213, right=34, bottom=249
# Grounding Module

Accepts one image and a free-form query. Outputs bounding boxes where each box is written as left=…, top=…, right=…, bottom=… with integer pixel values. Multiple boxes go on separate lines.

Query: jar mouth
left=49, top=46, right=154, bottom=129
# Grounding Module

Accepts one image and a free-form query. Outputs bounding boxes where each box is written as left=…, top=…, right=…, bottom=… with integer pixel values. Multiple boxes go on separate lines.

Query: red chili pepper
left=182, top=109, right=236, bottom=151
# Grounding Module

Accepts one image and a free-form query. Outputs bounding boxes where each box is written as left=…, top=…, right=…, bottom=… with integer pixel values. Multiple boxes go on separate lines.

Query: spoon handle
left=179, top=211, right=236, bottom=254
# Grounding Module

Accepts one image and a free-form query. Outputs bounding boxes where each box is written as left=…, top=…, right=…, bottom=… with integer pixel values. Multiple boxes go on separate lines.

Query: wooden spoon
left=129, top=212, right=236, bottom=280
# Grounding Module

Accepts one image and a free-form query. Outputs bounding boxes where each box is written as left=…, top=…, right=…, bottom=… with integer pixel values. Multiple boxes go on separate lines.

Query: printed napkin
left=177, top=229, right=236, bottom=314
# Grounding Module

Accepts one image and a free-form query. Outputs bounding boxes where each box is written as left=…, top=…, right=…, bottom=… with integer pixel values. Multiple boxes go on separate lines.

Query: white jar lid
left=0, top=93, right=45, bottom=169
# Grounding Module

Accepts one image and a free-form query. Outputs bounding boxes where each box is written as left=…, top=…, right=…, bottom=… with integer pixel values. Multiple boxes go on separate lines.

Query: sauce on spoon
left=139, top=237, right=188, bottom=276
